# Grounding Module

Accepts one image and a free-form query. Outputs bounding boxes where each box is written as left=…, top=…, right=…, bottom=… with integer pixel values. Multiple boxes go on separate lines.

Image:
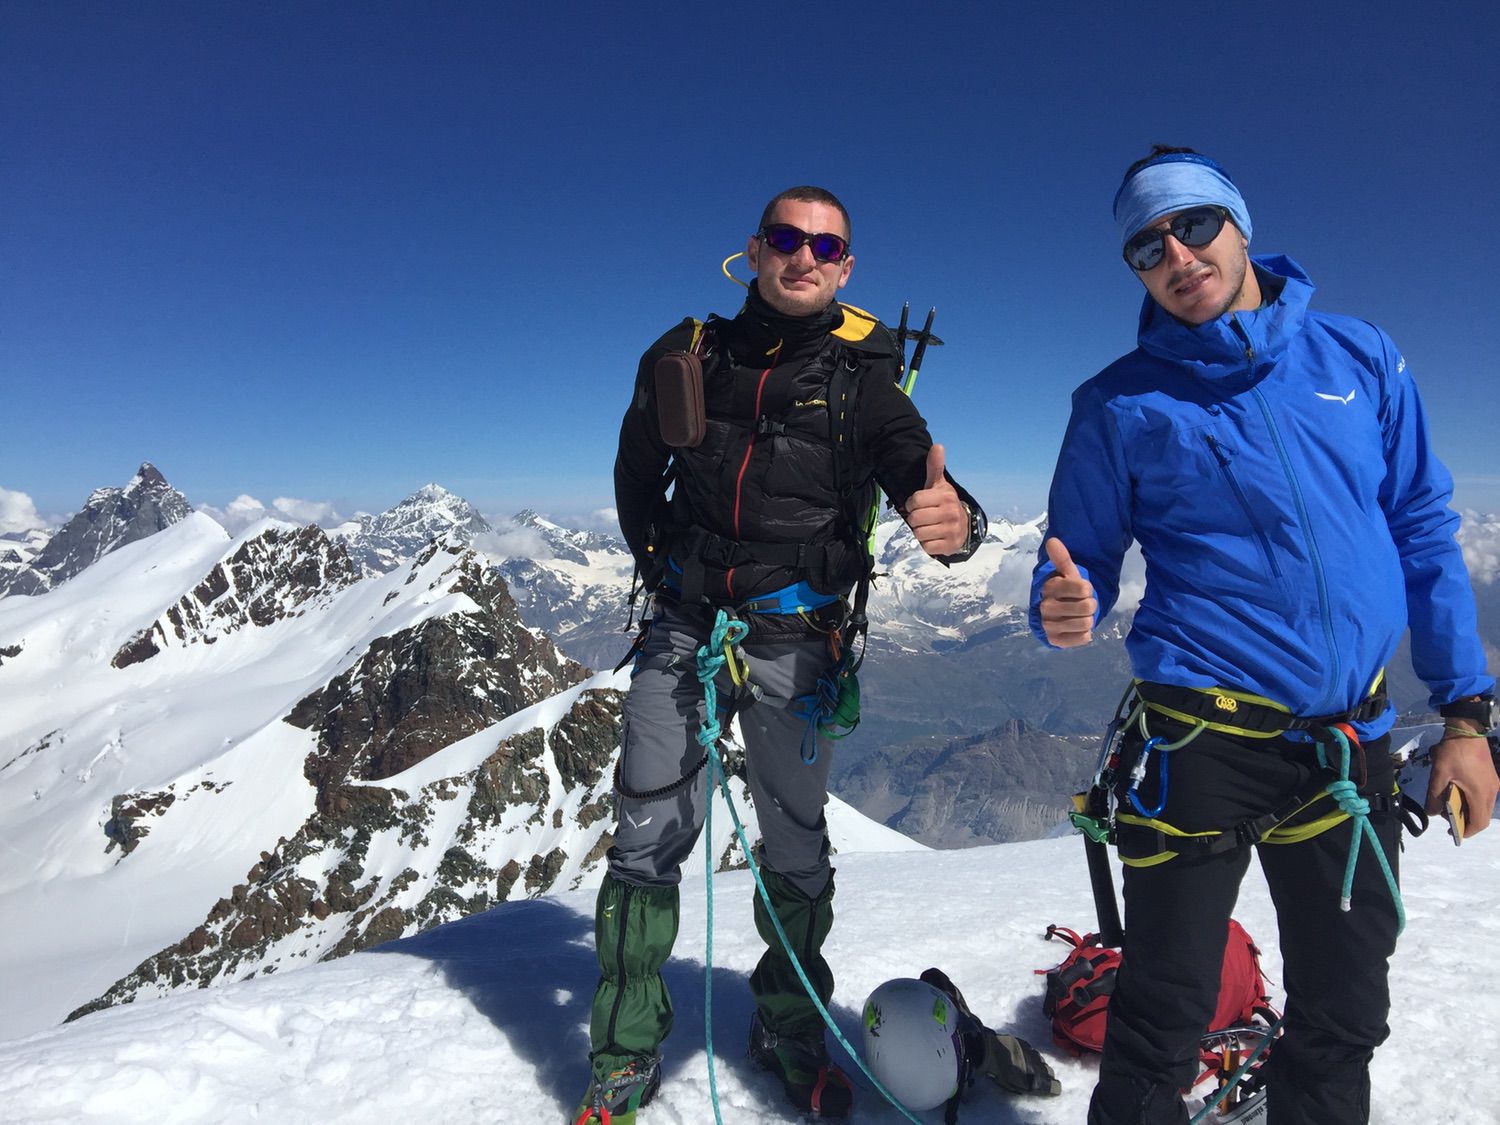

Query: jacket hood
left=1137, top=255, right=1315, bottom=391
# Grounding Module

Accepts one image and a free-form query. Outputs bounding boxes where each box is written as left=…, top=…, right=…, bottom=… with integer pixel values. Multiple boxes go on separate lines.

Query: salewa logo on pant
left=1315, top=389, right=1356, bottom=404
left=625, top=811, right=653, bottom=830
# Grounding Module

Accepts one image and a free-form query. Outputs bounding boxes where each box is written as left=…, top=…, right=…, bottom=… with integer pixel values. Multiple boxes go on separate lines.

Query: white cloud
left=271, top=496, right=341, bottom=525
left=1458, top=512, right=1500, bottom=586
left=581, top=507, right=619, bottom=534
left=985, top=529, right=1045, bottom=610
left=199, top=494, right=346, bottom=535
left=0, top=487, right=44, bottom=534
left=473, top=521, right=555, bottom=562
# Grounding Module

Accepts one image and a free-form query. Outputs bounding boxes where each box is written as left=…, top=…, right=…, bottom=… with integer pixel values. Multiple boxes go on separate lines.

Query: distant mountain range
left=3, top=465, right=1496, bottom=1037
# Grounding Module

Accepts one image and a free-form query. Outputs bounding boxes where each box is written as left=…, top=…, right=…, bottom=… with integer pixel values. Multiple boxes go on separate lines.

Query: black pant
left=1088, top=725, right=1401, bottom=1125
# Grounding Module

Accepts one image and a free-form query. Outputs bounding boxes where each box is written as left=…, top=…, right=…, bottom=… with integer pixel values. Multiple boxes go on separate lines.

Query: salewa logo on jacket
left=1315, top=389, right=1356, bottom=404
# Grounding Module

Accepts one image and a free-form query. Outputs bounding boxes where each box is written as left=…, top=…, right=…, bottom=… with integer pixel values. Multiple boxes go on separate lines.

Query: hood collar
left=1137, top=255, right=1314, bottom=388
left=725, top=282, right=846, bottom=362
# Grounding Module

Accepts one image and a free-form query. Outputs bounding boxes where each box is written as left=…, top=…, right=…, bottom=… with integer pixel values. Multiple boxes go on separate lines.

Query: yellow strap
left=1135, top=673, right=1387, bottom=740
left=1114, top=788, right=1358, bottom=866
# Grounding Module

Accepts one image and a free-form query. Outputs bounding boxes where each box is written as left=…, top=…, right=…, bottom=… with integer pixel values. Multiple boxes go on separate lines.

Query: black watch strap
left=1439, top=694, right=1499, bottom=730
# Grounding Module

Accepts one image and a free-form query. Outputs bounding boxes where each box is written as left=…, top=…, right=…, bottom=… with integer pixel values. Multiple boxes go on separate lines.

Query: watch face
left=1448, top=696, right=1500, bottom=730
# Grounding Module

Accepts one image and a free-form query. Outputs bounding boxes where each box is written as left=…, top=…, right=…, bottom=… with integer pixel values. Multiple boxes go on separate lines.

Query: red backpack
left=1037, top=920, right=1271, bottom=1056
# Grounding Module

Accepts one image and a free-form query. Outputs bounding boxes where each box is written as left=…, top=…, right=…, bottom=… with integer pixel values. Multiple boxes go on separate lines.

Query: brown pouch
left=654, top=351, right=706, bottom=448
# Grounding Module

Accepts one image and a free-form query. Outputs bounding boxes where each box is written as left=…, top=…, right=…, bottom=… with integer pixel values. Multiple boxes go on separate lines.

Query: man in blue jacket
left=1030, top=146, right=1496, bottom=1125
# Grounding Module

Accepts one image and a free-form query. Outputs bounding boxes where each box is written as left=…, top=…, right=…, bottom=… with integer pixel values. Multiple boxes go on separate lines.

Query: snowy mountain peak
left=0, top=463, right=192, bottom=599
left=338, top=484, right=494, bottom=575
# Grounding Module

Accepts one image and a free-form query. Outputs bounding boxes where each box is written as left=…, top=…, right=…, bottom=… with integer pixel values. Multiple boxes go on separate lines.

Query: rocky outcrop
left=0, top=463, right=191, bottom=598
left=69, top=538, right=616, bottom=1024
left=112, top=524, right=361, bottom=667
left=837, top=718, right=1097, bottom=848
left=290, top=541, right=588, bottom=785
left=69, top=685, right=625, bottom=1020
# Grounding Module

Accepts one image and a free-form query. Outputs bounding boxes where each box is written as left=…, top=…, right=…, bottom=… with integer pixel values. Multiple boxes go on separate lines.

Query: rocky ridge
left=0, top=463, right=191, bottom=598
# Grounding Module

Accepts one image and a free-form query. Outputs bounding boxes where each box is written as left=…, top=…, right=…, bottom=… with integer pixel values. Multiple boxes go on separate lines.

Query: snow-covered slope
left=0, top=793, right=1490, bottom=1124
left=0, top=509, right=922, bottom=1042
left=0, top=516, right=591, bottom=1038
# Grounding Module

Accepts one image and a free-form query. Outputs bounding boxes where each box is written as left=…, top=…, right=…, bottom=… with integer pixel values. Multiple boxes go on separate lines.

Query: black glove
left=971, top=1028, right=1061, bottom=1097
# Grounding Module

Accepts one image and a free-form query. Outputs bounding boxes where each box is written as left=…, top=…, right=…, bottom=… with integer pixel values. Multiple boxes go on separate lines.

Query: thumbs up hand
left=1039, top=537, right=1098, bottom=647
left=901, top=444, right=967, bottom=558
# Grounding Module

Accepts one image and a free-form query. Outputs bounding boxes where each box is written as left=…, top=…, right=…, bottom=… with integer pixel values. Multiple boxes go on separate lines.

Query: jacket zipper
left=1230, top=315, right=1342, bottom=701
left=726, top=364, right=775, bottom=598
left=1204, top=434, right=1283, bottom=579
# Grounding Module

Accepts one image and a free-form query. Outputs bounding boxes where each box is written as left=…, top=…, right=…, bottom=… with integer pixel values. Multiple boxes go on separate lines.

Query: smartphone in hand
left=1441, top=782, right=1467, bottom=846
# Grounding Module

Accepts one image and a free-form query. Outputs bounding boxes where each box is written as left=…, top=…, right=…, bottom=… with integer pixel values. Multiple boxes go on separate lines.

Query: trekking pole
left=900, top=306, right=937, bottom=397
left=864, top=305, right=943, bottom=558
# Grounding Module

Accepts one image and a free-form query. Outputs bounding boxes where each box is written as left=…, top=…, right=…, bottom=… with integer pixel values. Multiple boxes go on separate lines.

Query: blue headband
left=1113, top=153, right=1252, bottom=250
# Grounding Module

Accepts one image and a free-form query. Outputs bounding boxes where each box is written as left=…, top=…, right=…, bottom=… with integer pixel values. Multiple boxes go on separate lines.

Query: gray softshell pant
left=607, top=600, right=838, bottom=898
left=589, top=600, right=842, bottom=1071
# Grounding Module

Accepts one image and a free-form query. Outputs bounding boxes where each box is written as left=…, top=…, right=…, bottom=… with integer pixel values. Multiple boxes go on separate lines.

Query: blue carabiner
left=1127, top=736, right=1172, bottom=818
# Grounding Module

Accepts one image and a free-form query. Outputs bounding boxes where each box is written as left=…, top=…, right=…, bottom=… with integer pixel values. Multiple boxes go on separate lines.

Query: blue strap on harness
left=738, top=579, right=840, bottom=616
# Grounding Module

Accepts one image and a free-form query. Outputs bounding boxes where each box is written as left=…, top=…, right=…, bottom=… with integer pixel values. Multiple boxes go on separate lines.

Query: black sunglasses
left=758, top=223, right=850, bottom=263
left=1122, top=206, right=1229, bottom=271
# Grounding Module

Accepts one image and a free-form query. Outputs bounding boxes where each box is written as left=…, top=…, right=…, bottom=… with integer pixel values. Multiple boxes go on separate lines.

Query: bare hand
left=902, top=444, right=966, bottom=557
left=1039, top=537, right=1098, bottom=647
left=1426, top=731, right=1498, bottom=838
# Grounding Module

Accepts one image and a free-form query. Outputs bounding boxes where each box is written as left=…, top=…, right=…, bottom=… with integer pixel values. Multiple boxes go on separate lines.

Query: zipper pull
left=1230, top=315, right=1256, bottom=363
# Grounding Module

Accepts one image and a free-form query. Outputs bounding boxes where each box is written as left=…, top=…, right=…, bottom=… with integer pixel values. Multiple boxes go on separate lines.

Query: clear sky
left=4, top=1, right=1498, bottom=528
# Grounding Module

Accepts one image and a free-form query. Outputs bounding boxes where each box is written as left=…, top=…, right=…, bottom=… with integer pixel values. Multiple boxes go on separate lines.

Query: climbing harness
left=693, top=608, right=925, bottom=1125
left=1069, top=682, right=1406, bottom=937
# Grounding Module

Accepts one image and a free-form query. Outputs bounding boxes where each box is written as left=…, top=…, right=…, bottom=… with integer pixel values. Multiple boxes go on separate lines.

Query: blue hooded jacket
left=1028, top=256, right=1492, bottom=734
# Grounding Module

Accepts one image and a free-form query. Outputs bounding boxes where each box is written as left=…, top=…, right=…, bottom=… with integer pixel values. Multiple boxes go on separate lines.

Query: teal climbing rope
left=697, top=609, right=747, bottom=1125
left=1316, top=726, right=1405, bottom=933
left=1187, top=1014, right=1285, bottom=1125
left=694, top=609, right=924, bottom=1125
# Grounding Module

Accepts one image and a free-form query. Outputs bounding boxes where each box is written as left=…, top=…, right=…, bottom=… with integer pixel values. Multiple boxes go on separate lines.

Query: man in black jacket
left=573, top=186, right=987, bottom=1124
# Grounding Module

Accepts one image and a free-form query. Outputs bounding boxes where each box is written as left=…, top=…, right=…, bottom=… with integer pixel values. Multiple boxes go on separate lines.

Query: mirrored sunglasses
left=758, top=223, right=850, bottom=264
left=1122, top=206, right=1229, bottom=271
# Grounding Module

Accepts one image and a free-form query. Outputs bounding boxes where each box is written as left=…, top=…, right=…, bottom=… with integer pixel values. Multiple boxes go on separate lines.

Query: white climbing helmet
left=861, top=977, right=964, bottom=1110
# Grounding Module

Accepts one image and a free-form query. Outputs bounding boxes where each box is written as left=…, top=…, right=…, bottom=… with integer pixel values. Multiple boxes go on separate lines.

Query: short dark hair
left=1123, top=144, right=1200, bottom=180
left=758, top=186, right=852, bottom=243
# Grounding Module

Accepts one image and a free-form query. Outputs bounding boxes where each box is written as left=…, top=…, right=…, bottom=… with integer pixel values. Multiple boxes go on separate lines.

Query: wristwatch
left=1439, top=694, right=1499, bottom=731
left=960, top=501, right=987, bottom=556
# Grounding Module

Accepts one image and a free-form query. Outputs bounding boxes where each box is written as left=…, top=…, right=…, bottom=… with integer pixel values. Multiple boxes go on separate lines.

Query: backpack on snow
left=1036, top=919, right=1271, bottom=1056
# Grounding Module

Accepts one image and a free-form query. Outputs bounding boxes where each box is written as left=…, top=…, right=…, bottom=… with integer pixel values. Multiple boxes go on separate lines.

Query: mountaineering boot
left=749, top=1009, right=853, bottom=1118
left=583, top=874, right=679, bottom=1121
left=570, top=1054, right=662, bottom=1125
left=747, top=866, right=851, bottom=1116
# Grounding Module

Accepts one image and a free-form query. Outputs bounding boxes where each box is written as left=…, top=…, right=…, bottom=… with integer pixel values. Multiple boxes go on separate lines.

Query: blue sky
left=4, top=1, right=1497, bottom=528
